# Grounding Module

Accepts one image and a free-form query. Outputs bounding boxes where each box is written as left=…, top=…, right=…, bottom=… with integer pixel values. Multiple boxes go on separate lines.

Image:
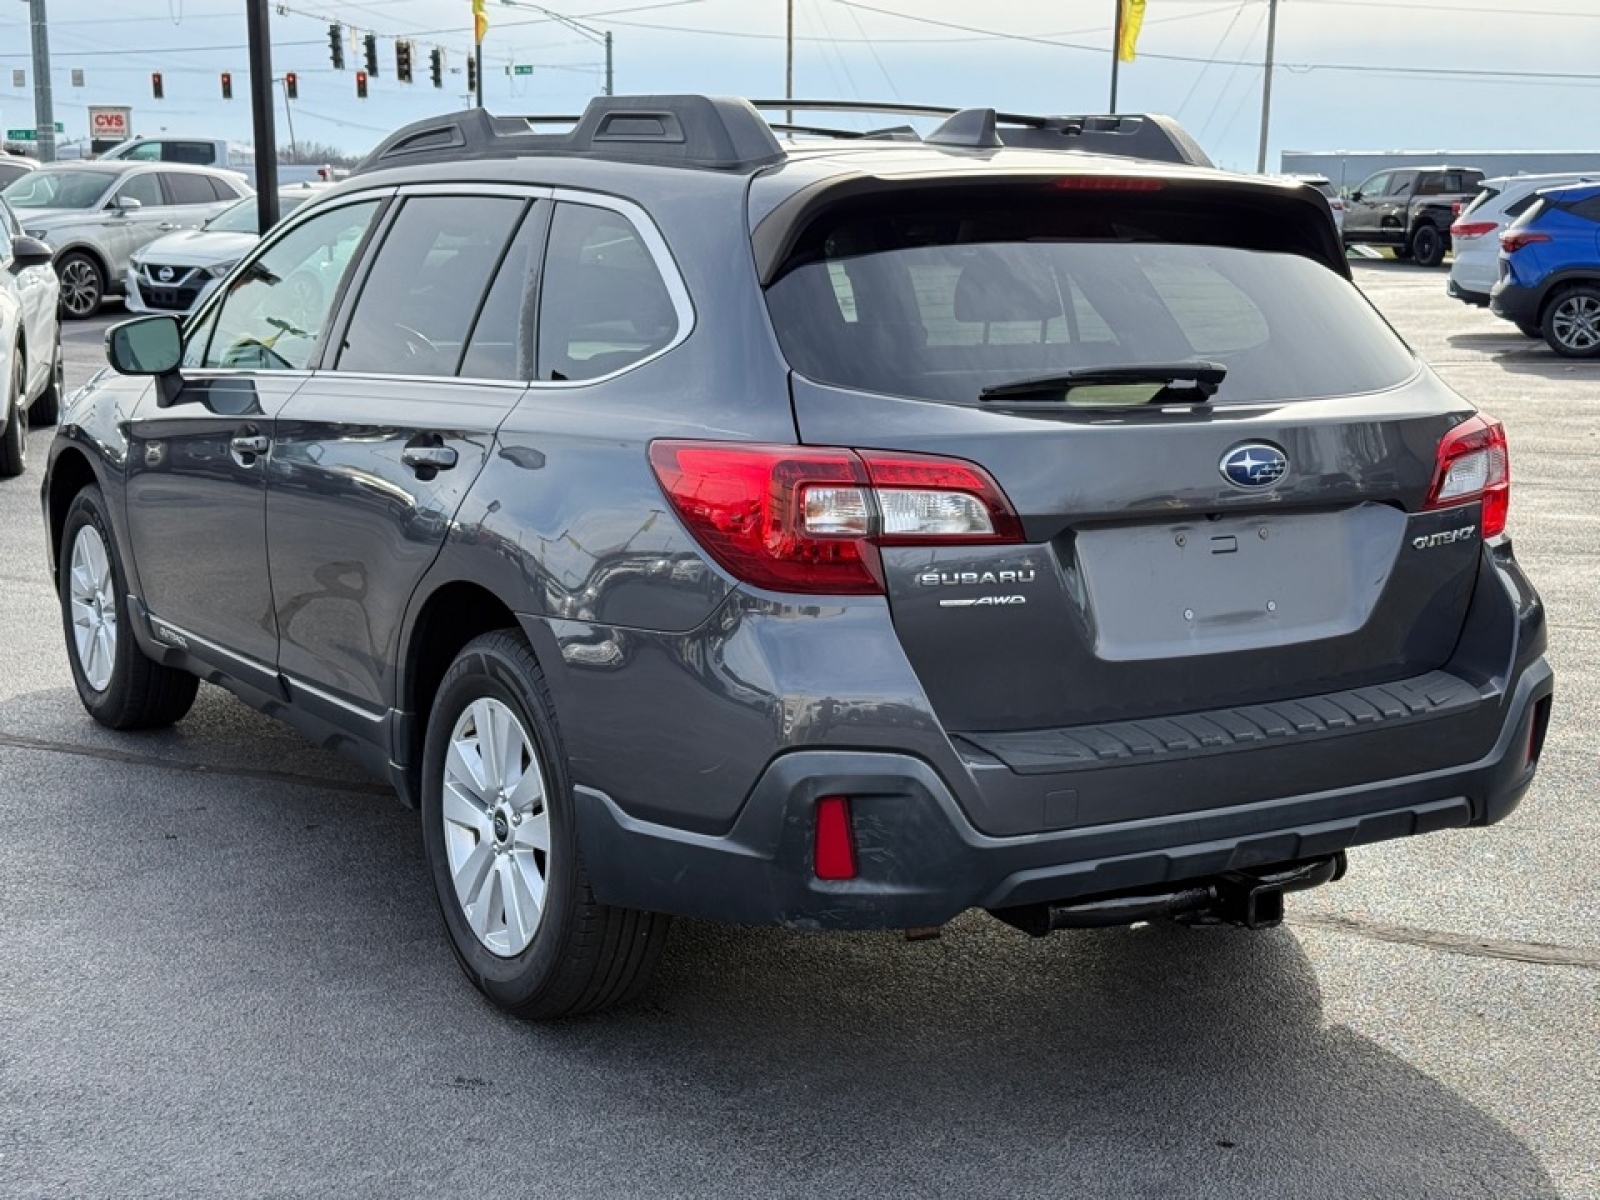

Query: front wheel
left=1410, top=225, right=1447, bottom=268
left=1542, top=285, right=1600, bottom=359
left=59, top=486, right=198, bottom=728
left=420, top=630, right=670, bottom=1018
left=56, top=252, right=106, bottom=320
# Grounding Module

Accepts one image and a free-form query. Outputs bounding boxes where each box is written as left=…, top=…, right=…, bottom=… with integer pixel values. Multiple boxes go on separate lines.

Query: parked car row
left=1439, top=173, right=1600, bottom=358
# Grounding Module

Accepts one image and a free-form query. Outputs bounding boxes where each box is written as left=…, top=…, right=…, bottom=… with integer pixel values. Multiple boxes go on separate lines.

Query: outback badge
left=1220, top=442, right=1289, bottom=489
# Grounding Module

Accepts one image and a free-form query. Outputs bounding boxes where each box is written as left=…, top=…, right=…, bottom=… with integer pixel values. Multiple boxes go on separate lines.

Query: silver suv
left=0, top=161, right=250, bottom=318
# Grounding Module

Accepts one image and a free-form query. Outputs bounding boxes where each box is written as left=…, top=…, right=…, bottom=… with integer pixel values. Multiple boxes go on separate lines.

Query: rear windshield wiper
left=979, top=361, right=1227, bottom=407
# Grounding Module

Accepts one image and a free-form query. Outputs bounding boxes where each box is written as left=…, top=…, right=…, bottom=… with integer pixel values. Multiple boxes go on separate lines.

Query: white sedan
left=0, top=196, right=63, bottom=478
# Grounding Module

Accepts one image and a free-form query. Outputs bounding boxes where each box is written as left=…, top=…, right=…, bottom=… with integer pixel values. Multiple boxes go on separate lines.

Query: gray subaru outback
left=42, top=97, right=1552, bottom=1018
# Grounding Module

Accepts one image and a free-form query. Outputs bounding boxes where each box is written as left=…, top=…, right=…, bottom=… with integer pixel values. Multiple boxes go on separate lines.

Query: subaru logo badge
left=1220, top=443, right=1288, bottom=489
left=157, top=266, right=175, bottom=283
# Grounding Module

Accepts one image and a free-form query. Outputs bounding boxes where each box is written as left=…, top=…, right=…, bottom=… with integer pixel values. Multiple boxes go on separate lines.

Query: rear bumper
left=1489, top=279, right=1540, bottom=326
left=576, top=656, right=1553, bottom=929
left=1447, top=277, right=1490, bottom=307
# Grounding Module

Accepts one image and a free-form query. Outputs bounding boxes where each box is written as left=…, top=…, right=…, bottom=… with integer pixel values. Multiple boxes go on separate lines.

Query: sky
left=2, top=0, right=1598, bottom=172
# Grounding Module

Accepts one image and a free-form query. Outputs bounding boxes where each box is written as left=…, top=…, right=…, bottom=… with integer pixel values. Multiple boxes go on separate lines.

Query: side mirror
left=1349, top=191, right=1362, bottom=203
left=106, top=315, right=182, bottom=378
left=112, top=196, right=143, bottom=213
left=9, top=234, right=53, bottom=271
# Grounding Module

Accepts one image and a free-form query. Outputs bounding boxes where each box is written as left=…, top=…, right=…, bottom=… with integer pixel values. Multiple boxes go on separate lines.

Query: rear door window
left=161, top=172, right=219, bottom=206
left=335, top=194, right=527, bottom=377
left=764, top=193, right=1417, bottom=406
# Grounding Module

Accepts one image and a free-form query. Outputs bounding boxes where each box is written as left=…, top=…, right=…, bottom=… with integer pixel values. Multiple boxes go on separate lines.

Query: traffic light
left=220, top=71, right=232, bottom=100
left=329, top=23, right=345, bottom=70
left=285, top=72, right=298, bottom=101
left=151, top=71, right=164, bottom=100
left=466, top=55, right=477, bottom=93
left=396, top=40, right=413, bottom=84
left=429, top=48, right=443, bottom=88
left=364, top=34, right=379, bottom=76
left=356, top=70, right=369, bottom=99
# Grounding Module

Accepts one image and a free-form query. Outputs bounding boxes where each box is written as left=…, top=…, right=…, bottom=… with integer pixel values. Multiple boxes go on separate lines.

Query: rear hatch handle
left=979, top=360, right=1227, bottom=408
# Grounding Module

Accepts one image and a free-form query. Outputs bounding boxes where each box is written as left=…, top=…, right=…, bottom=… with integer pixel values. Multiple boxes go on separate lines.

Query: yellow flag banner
left=473, top=0, right=489, bottom=45
left=1118, top=0, right=1146, bottom=62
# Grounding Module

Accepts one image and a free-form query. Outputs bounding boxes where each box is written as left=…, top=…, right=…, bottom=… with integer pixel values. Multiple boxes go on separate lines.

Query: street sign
left=4, top=124, right=64, bottom=141
left=71, top=68, right=85, bottom=88
left=88, top=106, right=131, bottom=141
left=11, top=70, right=24, bottom=89
left=512, top=64, right=533, bottom=75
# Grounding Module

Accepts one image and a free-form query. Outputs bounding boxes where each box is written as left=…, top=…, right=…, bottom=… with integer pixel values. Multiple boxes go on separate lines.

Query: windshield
left=765, top=195, right=1417, bottom=406
left=204, top=191, right=316, bottom=235
left=0, top=169, right=118, bottom=209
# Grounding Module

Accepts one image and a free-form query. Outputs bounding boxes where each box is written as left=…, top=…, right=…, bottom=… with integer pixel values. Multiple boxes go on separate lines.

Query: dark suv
left=42, top=97, right=1552, bottom=1018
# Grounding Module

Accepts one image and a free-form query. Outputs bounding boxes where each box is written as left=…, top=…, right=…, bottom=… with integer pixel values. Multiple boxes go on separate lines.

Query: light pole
left=498, top=2, right=613, bottom=96
left=29, top=0, right=56, bottom=161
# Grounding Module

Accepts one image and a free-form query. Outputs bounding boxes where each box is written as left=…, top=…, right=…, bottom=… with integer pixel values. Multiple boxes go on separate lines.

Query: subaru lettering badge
left=1220, top=443, right=1289, bottom=489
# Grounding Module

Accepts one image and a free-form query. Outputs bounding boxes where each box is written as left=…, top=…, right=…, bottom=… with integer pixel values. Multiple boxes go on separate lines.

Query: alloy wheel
left=441, top=697, right=552, bottom=957
left=68, top=524, right=117, bottom=692
left=58, top=258, right=102, bottom=319
left=1551, top=294, right=1600, bottom=353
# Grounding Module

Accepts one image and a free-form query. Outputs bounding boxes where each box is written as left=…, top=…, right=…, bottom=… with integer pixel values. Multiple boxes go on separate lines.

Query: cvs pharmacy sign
left=88, top=107, right=131, bottom=139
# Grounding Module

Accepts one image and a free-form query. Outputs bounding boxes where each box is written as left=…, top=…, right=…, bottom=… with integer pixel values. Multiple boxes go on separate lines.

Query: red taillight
left=1450, top=221, right=1498, bottom=240
left=648, top=441, right=1022, bottom=595
left=1500, top=230, right=1551, bottom=254
left=1424, top=415, right=1510, bottom=538
left=1050, top=175, right=1165, bottom=192
left=814, top=796, right=857, bottom=880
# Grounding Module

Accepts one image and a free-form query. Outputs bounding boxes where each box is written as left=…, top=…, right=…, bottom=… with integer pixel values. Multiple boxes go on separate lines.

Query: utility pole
left=785, top=0, right=793, bottom=126
left=29, top=0, right=56, bottom=162
left=498, top=3, right=611, bottom=98
left=1256, top=0, right=1280, bottom=173
left=245, top=0, right=280, bottom=230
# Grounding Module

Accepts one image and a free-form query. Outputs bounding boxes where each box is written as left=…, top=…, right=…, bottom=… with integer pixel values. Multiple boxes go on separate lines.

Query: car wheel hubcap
left=441, top=697, right=551, bottom=957
left=69, top=525, right=117, bottom=692
left=1553, top=297, right=1600, bottom=351
left=60, top=261, right=100, bottom=316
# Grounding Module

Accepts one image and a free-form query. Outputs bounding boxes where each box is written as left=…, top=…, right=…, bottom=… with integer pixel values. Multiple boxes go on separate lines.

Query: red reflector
left=1423, top=414, right=1510, bottom=539
left=1500, top=230, right=1551, bottom=254
left=814, top=796, right=857, bottom=880
left=1450, top=221, right=1497, bottom=239
left=1050, top=175, right=1166, bottom=192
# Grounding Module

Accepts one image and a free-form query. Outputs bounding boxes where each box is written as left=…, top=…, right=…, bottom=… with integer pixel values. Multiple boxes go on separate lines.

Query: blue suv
left=1490, top=181, right=1600, bottom=357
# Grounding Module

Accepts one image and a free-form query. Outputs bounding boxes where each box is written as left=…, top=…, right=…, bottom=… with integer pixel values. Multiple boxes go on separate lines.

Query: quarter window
left=189, top=200, right=380, bottom=371
left=336, top=195, right=527, bottom=377
left=537, top=202, right=678, bottom=382
left=162, top=172, right=220, bottom=206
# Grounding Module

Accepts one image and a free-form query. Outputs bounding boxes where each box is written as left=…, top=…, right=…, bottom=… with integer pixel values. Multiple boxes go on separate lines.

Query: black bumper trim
left=953, top=670, right=1480, bottom=775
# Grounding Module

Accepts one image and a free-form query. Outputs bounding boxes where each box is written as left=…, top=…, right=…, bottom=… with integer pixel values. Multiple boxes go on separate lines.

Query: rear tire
left=58, top=486, right=199, bottom=729
left=1542, top=285, right=1600, bottom=359
left=420, top=630, right=670, bottom=1019
left=0, top=352, right=26, bottom=479
left=1410, top=225, right=1446, bottom=268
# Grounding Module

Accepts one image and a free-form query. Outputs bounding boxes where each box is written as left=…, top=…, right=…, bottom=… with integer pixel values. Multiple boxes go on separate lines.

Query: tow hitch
left=990, top=853, right=1347, bottom=937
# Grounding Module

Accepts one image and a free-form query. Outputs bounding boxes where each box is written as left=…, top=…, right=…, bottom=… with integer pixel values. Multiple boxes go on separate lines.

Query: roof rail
left=744, top=101, right=1213, bottom=167
left=355, top=95, right=785, bottom=175
left=352, top=95, right=1211, bottom=177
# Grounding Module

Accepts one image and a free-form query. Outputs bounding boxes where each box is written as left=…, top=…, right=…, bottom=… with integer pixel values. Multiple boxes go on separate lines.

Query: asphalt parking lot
left=2, top=269, right=1596, bottom=1199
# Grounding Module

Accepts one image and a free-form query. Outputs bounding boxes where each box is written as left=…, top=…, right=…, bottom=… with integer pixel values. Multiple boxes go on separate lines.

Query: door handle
left=401, top=444, right=458, bottom=472
left=230, top=433, right=270, bottom=460
left=157, top=222, right=180, bottom=231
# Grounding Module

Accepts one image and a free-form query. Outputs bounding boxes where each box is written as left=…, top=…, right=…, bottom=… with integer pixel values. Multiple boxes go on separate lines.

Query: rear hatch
left=759, top=175, right=1495, bottom=736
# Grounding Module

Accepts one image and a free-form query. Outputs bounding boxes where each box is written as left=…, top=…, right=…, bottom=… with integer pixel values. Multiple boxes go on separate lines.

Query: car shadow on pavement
left=533, top=918, right=1563, bottom=1199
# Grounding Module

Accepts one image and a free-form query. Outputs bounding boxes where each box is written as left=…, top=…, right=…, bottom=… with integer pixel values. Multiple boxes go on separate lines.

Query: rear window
left=764, top=197, right=1417, bottom=406
left=1460, top=187, right=1499, bottom=217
